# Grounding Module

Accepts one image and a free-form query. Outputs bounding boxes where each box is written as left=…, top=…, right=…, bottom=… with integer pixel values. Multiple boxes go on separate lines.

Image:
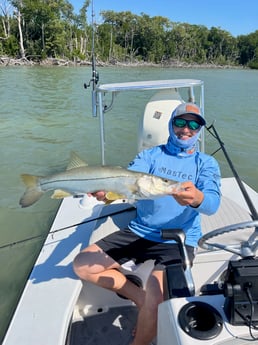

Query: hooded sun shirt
left=127, top=106, right=221, bottom=248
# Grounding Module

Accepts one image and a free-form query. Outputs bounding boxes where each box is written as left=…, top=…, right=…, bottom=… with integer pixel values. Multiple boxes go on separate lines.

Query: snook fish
left=19, top=153, right=182, bottom=208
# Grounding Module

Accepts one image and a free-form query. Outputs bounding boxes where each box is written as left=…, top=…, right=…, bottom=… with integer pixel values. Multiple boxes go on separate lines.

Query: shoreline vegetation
left=1, top=5, right=257, bottom=71
left=0, top=56, right=245, bottom=69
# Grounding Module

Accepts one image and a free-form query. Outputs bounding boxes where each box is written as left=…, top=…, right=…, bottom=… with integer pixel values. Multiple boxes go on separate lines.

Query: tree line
left=0, top=0, right=258, bottom=68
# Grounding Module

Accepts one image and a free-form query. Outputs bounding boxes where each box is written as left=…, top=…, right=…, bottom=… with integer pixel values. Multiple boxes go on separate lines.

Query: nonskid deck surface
left=70, top=306, right=138, bottom=345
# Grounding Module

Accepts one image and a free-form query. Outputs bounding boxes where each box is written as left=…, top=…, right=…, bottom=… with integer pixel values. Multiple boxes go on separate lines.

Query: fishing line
left=0, top=205, right=135, bottom=251
left=206, top=123, right=258, bottom=220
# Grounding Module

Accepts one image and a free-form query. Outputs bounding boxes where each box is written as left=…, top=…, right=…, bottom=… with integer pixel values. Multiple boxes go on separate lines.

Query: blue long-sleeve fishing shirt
left=128, top=145, right=221, bottom=247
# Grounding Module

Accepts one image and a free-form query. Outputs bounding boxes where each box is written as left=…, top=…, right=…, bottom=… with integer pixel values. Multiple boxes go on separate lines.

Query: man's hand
left=87, top=191, right=107, bottom=202
left=171, top=181, right=204, bottom=207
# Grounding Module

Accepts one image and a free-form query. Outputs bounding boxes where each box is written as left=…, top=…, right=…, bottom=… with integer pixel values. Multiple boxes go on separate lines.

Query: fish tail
left=19, top=174, right=44, bottom=207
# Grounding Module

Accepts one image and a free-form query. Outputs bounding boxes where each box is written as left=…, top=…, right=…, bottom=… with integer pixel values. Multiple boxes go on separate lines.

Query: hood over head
left=166, top=102, right=205, bottom=156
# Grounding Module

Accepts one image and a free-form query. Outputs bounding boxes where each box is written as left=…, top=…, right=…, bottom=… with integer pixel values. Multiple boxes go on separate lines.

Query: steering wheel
left=198, top=220, right=258, bottom=258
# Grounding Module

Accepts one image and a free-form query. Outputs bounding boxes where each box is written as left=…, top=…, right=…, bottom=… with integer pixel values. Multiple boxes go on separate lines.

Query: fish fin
left=51, top=189, right=72, bottom=199
left=105, top=191, right=126, bottom=201
left=105, top=192, right=137, bottom=205
left=67, top=151, right=88, bottom=170
left=104, top=199, right=114, bottom=205
left=19, top=174, right=44, bottom=208
left=20, top=174, right=40, bottom=188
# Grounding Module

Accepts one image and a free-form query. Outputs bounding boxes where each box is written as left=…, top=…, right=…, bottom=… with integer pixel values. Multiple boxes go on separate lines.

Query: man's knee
left=73, top=244, right=108, bottom=279
left=73, top=252, right=87, bottom=278
left=73, top=249, right=97, bottom=278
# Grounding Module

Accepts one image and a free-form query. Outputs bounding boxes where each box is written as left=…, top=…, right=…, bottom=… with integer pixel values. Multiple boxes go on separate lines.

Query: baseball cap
left=173, top=102, right=206, bottom=126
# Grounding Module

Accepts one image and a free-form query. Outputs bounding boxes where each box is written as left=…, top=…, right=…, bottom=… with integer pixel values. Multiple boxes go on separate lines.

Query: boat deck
left=69, top=306, right=138, bottom=345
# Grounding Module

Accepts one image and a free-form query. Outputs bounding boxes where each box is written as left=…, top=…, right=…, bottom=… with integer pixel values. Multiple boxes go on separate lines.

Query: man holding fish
left=74, top=102, right=221, bottom=345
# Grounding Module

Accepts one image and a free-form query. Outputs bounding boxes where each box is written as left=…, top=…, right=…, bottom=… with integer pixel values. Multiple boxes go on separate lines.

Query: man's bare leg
left=73, top=244, right=163, bottom=344
left=130, top=270, right=164, bottom=345
left=73, top=243, right=146, bottom=308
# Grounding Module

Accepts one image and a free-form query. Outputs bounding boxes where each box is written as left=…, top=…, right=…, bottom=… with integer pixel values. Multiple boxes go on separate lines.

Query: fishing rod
left=206, top=123, right=257, bottom=220
left=0, top=205, right=135, bottom=251
left=84, top=0, right=99, bottom=117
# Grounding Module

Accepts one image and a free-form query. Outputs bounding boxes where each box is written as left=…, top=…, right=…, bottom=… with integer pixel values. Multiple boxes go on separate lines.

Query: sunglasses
left=173, top=118, right=202, bottom=131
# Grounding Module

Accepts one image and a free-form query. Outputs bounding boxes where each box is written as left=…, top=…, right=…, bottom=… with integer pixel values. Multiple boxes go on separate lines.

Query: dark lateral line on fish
left=40, top=176, right=128, bottom=187
left=0, top=206, right=135, bottom=250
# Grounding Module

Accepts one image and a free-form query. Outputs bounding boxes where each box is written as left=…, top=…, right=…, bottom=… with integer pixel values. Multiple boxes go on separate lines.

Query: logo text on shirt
left=158, top=167, right=193, bottom=180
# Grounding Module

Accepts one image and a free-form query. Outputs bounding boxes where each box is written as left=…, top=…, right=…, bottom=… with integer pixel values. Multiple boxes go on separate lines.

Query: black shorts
left=95, top=228, right=195, bottom=268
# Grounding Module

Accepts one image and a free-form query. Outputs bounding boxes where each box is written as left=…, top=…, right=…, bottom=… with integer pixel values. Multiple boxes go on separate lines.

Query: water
left=0, top=66, right=257, bottom=340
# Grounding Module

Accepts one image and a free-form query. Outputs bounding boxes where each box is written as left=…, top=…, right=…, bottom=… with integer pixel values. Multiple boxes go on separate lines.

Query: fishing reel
left=84, top=70, right=99, bottom=90
left=84, top=69, right=100, bottom=117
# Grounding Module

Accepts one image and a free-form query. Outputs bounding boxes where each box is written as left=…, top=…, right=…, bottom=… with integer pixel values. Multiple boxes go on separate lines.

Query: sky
left=70, top=0, right=258, bottom=37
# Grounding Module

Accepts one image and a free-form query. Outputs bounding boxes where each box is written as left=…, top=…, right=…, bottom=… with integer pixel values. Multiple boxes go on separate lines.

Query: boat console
left=223, top=258, right=258, bottom=326
left=159, top=221, right=258, bottom=344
